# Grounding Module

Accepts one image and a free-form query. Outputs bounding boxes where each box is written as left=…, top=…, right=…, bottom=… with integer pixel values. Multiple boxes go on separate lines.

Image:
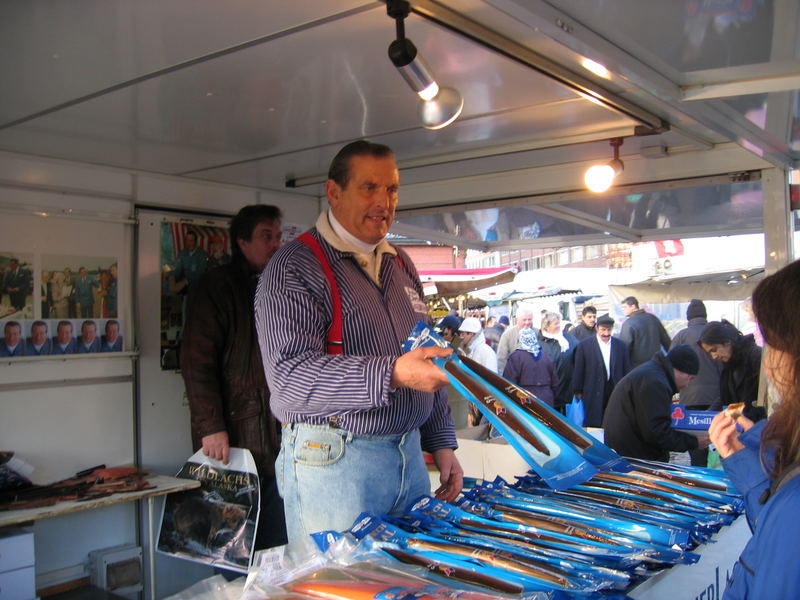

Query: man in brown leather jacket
left=180, top=204, right=287, bottom=549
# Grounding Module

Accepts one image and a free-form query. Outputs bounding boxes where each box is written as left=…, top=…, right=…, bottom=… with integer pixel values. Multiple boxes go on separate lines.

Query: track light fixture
left=387, top=0, right=464, bottom=130
left=584, top=137, right=624, bottom=193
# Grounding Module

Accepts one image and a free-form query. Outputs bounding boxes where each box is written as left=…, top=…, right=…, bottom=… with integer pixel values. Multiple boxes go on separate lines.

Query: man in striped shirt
left=256, top=140, right=462, bottom=543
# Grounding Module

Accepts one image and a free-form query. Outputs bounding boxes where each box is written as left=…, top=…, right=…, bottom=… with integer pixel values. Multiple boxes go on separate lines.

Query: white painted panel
left=0, top=355, right=132, bottom=385
left=259, top=189, right=320, bottom=227
left=0, top=381, right=135, bottom=484
left=0, top=187, right=131, bottom=217
left=136, top=175, right=259, bottom=213
left=0, top=152, right=132, bottom=198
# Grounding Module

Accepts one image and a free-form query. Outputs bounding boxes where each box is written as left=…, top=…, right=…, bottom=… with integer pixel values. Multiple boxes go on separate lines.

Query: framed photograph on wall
left=0, top=252, right=34, bottom=320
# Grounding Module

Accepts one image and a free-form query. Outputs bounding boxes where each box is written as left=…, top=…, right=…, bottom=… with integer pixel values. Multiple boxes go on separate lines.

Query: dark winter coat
left=571, top=322, right=596, bottom=341
left=537, top=331, right=579, bottom=410
left=619, top=309, right=671, bottom=368
left=572, top=335, right=630, bottom=427
left=709, top=334, right=765, bottom=421
left=181, top=256, right=280, bottom=477
left=502, top=349, right=559, bottom=407
left=670, top=317, right=722, bottom=408
left=602, top=352, right=699, bottom=461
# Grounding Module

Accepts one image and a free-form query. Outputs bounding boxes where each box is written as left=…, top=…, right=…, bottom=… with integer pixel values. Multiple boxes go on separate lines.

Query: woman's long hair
left=752, top=260, right=800, bottom=478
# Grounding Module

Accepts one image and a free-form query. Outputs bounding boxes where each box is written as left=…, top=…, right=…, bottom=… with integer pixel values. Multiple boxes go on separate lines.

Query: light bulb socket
left=389, top=39, right=438, bottom=96
left=388, top=37, right=417, bottom=68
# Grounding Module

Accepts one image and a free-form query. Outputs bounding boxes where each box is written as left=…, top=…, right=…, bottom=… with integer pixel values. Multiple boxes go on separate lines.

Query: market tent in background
left=418, top=266, right=518, bottom=298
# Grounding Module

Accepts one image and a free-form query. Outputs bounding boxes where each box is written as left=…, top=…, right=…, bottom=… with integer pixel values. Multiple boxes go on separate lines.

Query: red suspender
left=297, top=232, right=410, bottom=356
left=297, top=232, right=344, bottom=355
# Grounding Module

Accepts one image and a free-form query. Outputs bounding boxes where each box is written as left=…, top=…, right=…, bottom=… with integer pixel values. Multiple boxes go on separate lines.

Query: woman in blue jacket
left=709, top=259, right=800, bottom=599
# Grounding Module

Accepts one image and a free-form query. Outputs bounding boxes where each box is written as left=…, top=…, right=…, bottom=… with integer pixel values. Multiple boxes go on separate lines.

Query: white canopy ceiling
left=1, top=1, right=797, bottom=247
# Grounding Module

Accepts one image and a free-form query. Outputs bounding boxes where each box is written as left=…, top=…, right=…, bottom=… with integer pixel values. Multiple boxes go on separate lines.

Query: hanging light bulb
left=584, top=138, right=624, bottom=193
left=387, top=0, right=464, bottom=130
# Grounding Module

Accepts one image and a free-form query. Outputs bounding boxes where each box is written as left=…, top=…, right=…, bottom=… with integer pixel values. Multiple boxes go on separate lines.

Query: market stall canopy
left=609, top=268, right=764, bottom=304
left=418, top=266, right=518, bottom=297
left=492, top=287, right=582, bottom=304
left=1, top=1, right=796, bottom=251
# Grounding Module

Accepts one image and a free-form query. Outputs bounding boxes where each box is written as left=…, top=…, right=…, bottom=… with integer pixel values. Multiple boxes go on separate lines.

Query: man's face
left=516, top=313, right=533, bottom=329
left=582, top=312, right=597, bottom=328
left=79, top=268, right=87, bottom=278
left=82, top=323, right=97, bottom=343
left=597, top=325, right=612, bottom=343
left=106, top=323, right=119, bottom=342
left=31, top=324, right=47, bottom=345
left=9, top=260, right=18, bottom=270
left=57, top=324, right=73, bottom=344
left=622, top=302, right=636, bottom=317
left=326, top=155, right=399, bottom=245
left=238, top=221, right=282, bottom=271
left=459, top=331, right=476, bottom=346
left=4, top=325, right=21, bottom=346
left=673, top=369, right=696, bottom=389
left=185, top=233, right=198, bottom=251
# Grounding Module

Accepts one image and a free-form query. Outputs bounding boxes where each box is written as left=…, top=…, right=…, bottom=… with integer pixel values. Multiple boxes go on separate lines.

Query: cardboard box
left=451, top=425, right=531, bottom=482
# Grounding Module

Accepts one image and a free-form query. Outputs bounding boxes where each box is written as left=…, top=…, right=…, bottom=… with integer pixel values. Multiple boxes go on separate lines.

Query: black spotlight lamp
left=387, top=0, right=463, bottom=129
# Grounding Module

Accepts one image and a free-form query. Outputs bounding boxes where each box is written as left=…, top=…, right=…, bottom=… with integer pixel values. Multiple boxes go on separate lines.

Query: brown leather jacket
left=180, top=256, right=280, bottom=477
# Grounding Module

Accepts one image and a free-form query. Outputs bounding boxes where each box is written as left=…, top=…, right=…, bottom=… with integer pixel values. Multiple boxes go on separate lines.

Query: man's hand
left=431, top=448, right=464, bottom=502
left=390, top=347, right=452, bottom=392
left=708, top=412, right=753, bottom=459
left=201, top=431, right=231, bottom=464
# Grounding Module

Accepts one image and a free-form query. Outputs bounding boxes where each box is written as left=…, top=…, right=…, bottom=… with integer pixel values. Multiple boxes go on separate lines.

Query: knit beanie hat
left=667, top=344, right=700, bottom=375
left=686, top=299, right=707, bottom=320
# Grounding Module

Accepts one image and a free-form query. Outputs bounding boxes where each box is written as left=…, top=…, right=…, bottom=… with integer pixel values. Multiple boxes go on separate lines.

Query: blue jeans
left=277, top=424, right=430, bottom=543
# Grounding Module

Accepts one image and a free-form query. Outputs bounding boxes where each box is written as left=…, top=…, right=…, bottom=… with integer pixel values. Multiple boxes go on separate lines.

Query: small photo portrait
left=99, top=318, right=124, bottom=353
left=41, top=255, right=118, bottom=320
left=25, top=319, right=52, bottom=356
left=50, top=319, right=78, bottom=355
left=0, top=319, right=25, bottom=357
left=0, top=252, right=34, bottom=321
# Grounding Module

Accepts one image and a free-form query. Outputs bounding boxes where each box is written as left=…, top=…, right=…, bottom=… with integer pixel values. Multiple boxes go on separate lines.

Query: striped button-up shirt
left=255, top=228, right=456, bottom=451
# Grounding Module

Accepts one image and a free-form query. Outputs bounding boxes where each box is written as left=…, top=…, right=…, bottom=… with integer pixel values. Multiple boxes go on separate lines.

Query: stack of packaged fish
left=335, top=455, right=742, bottom=599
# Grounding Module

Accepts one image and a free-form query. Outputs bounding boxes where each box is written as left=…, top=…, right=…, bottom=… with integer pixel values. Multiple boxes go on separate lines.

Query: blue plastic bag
left=566, top=396, right=585, bottom=428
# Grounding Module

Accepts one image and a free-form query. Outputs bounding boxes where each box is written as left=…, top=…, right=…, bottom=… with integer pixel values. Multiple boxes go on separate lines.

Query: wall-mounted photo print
left=41, top=255, right=118, bottom=320
left=0, top=252, right=34, bottom=320
left=0, top=318, right=125, bottom=357
left=159, top=222, right=230, bottom=370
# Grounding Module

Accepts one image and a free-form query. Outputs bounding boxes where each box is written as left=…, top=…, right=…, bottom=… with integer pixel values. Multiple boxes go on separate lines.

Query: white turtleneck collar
left=328, top=210, right=379, bottom=255
left=315, top=210, right=397, bottom=286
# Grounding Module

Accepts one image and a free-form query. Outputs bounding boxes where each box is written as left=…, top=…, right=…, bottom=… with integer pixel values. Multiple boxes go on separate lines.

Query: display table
left=0, top=475, right=200, bottom=599
left=629, top=514, right=750, bottom=599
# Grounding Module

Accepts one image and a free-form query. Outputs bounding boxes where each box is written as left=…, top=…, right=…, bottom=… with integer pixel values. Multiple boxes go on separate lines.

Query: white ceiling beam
left=682, top=70, right=800, bottom=101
